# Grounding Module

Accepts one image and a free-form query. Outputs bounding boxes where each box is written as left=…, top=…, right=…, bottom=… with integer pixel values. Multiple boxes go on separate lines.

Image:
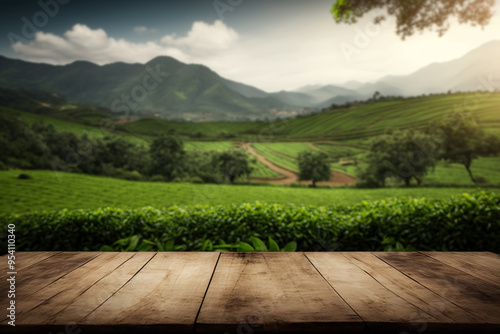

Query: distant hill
left=297, top=40, right=500, bottom=107
left=0, top=56, right=303, bottom=121
left=1, top=40, right=498, bottom=120
left=378, top=40, right=500, bottom=96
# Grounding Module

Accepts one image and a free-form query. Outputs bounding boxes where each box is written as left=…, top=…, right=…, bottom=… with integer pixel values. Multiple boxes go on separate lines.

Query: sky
left=1, top=0, right=500, bottom=92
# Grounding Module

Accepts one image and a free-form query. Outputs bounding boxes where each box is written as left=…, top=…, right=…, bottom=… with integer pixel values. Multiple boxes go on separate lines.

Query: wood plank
left=0, top=252, right=60, bottom=277
left=0, top=252, right=100, bottom=308
left=78, top=252, right=219, bottom=333
left=342, top=252, right=486, bottom=331
left=196, top=252, right=363, bottom=333
left=375, top=252, right=500, bottom=327
left=306, top=252, right=441, bottom=332
left=7, top=252, right=100, bottom=295
left=421, top=252, right=500, bottom=288
left=50, top=252, right=154, bottom=325
left=11, top=252, right=137, bottom=323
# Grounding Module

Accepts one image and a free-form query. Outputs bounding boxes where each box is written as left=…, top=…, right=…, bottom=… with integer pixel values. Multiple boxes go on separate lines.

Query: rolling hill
left=0, top=56, right=300, bottom=121
left=1, top=40, right=498, bottom=122
left=296, top=40, right=500, bottom=107
left=2, top=88, right=499, bottom=142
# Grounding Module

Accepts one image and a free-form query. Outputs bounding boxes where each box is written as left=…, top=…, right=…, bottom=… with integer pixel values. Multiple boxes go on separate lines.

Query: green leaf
left=201, top=239, right=213, bottom=251
left=125, top=235, right=140, bottom=251
left=249, top=236, right=267, bottom=252
left=99, top=245, right=114, bottom=251
left=268, top=237, right=280, bottom=252
left=163, top=240, right=175, bottom=251
left=137, top=240, right=154, bottom=252
left=281, top=241, right=297, bottom=252
left=236, top=242, right=254, bottom=252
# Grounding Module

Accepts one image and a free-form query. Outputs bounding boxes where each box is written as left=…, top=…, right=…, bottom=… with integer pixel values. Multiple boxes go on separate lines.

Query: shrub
left=1, top=192, right=499, bottom=253
left=190, top=176, right=204, bottom=184
left=121, top=170, right=142, bottom=181
left=150, top=175, right=165, bottom=182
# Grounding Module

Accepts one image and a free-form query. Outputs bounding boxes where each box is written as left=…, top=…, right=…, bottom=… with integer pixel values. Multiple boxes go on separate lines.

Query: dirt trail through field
left=242, top=143, right=298, bottom=184
left=306, top=142, right=329, bottom=154
left=243, top=143, right=358, bottom=186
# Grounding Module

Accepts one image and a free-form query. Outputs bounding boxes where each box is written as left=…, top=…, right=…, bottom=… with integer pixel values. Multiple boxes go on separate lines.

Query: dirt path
left=243, top=143, right=358, bottom=186
left=306, top=142, right=330, bottom=154
left=243, top=143, right=298, bottom=184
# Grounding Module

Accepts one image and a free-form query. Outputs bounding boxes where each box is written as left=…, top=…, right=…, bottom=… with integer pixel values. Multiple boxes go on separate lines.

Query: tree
left=149, top=135, right=185, bottom=181
left=433, top=112, right=500, bottom=183
left=331, top=0, right=494, bottom=39
left=360, top=130, right=439, bottom=187
left=298, top=151, right=331, bottom=187
left=211, top=149, right=254, bottom=184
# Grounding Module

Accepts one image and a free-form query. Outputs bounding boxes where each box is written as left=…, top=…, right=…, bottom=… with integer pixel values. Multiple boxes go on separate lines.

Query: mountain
left=378, top=40, right=500, bottom=95
left=1, top=40, right=498, bottom=121
left=0, top=56, right=300, bottom=121
left=299, top=40, right=500, bottom=107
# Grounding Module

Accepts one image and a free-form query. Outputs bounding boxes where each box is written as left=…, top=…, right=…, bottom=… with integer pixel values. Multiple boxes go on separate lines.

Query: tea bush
left=1, top=192, right=498, bottom=253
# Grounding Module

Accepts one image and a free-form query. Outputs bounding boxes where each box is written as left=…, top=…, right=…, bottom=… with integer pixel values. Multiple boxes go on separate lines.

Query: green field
left=2, top=92, right=500, bottom=200
left=117, top=93, right=500, bottom=140
left=184, top=141, right=235, bottom=151
left=5, top=92, right=500, bottom=143
left=249, top=141, right=500, bottom=185
left=1, top=170, right=497, bottom=214
left=0, top=106, right=150, bottom=146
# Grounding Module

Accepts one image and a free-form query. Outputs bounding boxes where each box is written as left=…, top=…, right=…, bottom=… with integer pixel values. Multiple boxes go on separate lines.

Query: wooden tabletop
left=1, top=251, right=499, bottom=333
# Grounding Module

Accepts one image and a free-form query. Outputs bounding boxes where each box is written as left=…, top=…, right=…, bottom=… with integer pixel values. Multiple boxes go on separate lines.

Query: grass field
left=118, top=117, right=263, bottom=138
left=184, top=141, right=235, bottom=151
left=2, top=92, right=500, bottom=187
left=0, top=106, right=150, bottom=146
left=116, top=92, right=500, bottom=141
left=1, top=170, right=497, bottom=214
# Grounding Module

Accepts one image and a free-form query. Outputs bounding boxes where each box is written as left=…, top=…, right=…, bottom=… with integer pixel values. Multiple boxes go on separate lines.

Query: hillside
left=2, top=41, right=499, bottom=122
left=296, top=40, right=500, bottom=106
left=117, top=92, right=500, bottom=141
left=0, top=56, right=300, bottom=121
left=3, top=89, right=499, bottom=141
left=0, top=169, right=492, bottom=213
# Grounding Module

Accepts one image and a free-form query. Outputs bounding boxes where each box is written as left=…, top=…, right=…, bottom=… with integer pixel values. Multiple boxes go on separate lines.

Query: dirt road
left=243, top=143, right=357, bottom=186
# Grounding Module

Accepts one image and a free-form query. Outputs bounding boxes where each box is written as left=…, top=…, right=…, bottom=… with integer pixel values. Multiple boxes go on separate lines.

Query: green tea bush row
left=1, top=192, right=499, bottom=252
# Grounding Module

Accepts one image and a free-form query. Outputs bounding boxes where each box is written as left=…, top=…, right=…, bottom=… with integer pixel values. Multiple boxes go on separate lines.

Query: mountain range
left=0, top=40, right=498, bottom=121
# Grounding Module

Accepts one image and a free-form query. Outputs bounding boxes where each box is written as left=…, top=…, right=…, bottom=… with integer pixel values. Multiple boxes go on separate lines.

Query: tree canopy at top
left=331, top=0, right=495, bottom=39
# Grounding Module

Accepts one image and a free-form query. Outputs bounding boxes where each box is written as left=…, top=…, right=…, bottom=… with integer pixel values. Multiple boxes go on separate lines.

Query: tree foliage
left=360, top=130, right=439, bottom=187
left=149, top=135, right=185, bottom=181
left=432, top=112, right=500, bottom=182
left=211, top=149, right=254, bottom=184
left=331, top=0, right=494, bottom=39
left=297, top=151, right=331, bottom=187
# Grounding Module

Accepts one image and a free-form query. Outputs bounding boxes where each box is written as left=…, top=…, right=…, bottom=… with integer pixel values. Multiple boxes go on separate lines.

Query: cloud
left=12, top=21, right=239, bottom=65
left=133, top=26, right=157, bottom=34
left=161, top=20, right=238, bottom=56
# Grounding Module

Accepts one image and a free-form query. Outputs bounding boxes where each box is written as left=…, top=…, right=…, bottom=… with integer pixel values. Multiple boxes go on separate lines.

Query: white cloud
left=9, top=1, right=500, bottom=93
left=161, top=20, right=238, bottom=56
left=12, top=21, right=239, bottom=65
left=133, top=26, right=157, bottom=34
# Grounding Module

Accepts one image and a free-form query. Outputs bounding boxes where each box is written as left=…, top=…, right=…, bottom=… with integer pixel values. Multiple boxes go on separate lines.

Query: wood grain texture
left=306, top=252, right=437, bottom=332
left=1, top=252, right=499, bottom=333
left=421, top=252, right=500, bottom=288
left=50, top=252, right=155, bottom=325
left=196, top=252, right=363, bottom=333
left=341, top=252, right=487, bottom=331
left=79, top=252, right=219, bottom=334
left=1, top=252, right=60, bottom=277
left=1, top=252, right=100, bottom=324
left=375, top=252, right=500, bottom=327
left=12, top=252, right=137, bottom=324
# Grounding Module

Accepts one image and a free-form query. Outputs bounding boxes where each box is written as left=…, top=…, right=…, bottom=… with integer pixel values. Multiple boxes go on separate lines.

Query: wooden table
left=1, top=252, right=499, bottom=333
